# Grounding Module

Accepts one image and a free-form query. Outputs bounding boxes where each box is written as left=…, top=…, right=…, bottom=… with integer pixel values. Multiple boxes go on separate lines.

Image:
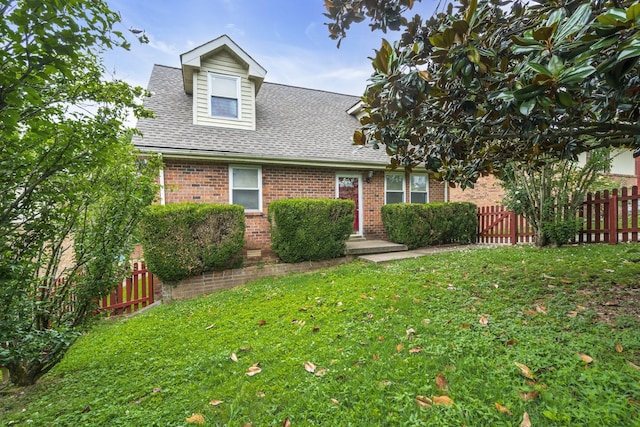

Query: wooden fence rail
left=477, top=186, right=639, bottom=245
left=98, top=262, right=154, bottom=315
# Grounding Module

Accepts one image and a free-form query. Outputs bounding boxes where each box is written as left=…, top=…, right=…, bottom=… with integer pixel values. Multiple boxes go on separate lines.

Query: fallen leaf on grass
left=518, top=390, right=540, bottom=401
left=542, top=273, right=556, bottom=279
left=494, top=402, right=512, bottom=415
left=186, top=413, right=205, bottom=424
left=560, top=279, right=572, bottom=284
left=578, top=353, right=593, bottom=364
left=230, top=352, right=238, bottom=362
left=330, top=398, right=340, bottom=406
left=372, top=353, right=379, bottom=361
left=433, top=395, right=454, bottom=405
left=505, top=339, right=517, bottom=347
left=283, top=418, right=291, bottom=427
left=257, top=320, right=267, bottom=326
left=304, top=361, right=316, bottom=373
left=409, top=347, right=423, bottom=354
left=616, top=343, right=623, bottom=353
left=257, top=392, right=266, bottom=398
left=413, top=297, right=421, bottom=303
left=629, top=398, right=640, bottom=406
left=205, top=324, right=215, bottom=330
left=406, top=328, right=416, bottom=338
left=396, top=343, right=404, bottom=352
left=209, top=399, right=223, bottom=406
left=479, top=316, right=489, bottom=325
left=315, top=368, right=328, bottom=377
left=242, top=423, right=253, bottom=427
left=520, top=412, right=531, bottom=427
left=535, top=304, right=547, bottom=313
left=435, top=373, right=449, bottom=391
left=523, top=309, right=537, bottom=316
left=627, top=360, right=640, bottom=371
left=246, top=363, right=262, bottom=376
left=152, top=387, right=162, bottom=393
left=567, top=311, right=578, bottom=317
left=416, top=396, right=432, bottom=407
left=514, top=362, right=534, bottom=379
left=460, top=323, right=471, bottom=329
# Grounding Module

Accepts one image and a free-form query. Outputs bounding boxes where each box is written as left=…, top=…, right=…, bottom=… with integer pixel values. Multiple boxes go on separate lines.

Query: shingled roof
left=132, top=64, right=390, bottom=167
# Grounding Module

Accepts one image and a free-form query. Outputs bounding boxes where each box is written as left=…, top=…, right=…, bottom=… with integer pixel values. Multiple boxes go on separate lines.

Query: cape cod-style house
left=133, top=35, right=448, bottom=261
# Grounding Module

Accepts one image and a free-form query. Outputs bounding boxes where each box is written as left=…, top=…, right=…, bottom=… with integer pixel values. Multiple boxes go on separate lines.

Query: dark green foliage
left=543, top=218, right=584, bottom=247
left=382, top=202, right=477, bottom=249
left=140, top=203, right=245, bottom=283
left=268, top=198, right=354, bottom=262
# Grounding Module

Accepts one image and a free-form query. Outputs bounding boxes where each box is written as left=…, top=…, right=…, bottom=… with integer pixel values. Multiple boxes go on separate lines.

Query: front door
left=336, top=174, right=363, bottom=235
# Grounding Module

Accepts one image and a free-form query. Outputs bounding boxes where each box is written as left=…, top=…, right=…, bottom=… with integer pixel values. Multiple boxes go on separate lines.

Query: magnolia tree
left=0, top=0, right=158, bottom=385
left=325, top=0, right=640, bottom=188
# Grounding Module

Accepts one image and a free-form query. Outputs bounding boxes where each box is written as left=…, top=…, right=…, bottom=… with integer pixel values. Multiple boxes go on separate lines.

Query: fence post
left=608, top=189, right=618, bottom=245
left=510, top=211, right=517, bottom=245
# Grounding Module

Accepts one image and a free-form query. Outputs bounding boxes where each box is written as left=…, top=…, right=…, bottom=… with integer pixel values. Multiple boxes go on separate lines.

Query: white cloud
left=225, top=23, right=245, bottom=37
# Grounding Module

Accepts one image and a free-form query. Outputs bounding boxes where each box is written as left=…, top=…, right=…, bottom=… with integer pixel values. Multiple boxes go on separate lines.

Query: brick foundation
left=159, top=256, right=356, bottom=302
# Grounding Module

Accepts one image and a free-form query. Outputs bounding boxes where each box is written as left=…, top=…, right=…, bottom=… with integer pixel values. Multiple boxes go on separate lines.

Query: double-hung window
left=230, top=166, right=261, bottom=211
left=385, top=173, right=405, bottom=204
left=209, top=73, right=240, bottom=118
left=410, top=174, right=429, bottom=203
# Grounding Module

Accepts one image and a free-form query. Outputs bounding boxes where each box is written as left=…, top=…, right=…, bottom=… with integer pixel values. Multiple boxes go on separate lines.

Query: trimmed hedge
left=139, top=203, right=245, bottom=284
left=268, top=198, right=355, bottom=263
left=382, top=202, right=478, bottom=249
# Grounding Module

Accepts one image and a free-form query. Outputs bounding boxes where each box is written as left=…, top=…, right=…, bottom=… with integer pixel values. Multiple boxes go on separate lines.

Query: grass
left=2, top=244, right=640, bottom=426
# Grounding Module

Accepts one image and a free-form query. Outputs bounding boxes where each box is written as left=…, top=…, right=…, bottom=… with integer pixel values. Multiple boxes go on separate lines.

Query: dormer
left=180, top=35, right=266, bottom=130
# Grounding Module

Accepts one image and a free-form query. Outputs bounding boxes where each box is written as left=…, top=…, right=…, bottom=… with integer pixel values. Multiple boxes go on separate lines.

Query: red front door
left=337, top=176, right=360, bottom=234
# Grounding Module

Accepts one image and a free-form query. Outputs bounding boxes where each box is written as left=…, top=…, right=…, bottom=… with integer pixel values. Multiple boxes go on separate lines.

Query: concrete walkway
left=357, top=243, right=503, bottom=263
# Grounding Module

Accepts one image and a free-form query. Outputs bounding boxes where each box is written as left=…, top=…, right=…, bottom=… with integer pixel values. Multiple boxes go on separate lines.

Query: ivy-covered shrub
left=139, top=203, right=245, bottom=284
left=382, top=202, right=478, bottom=249
left=268, top=198, right=354, bottom=263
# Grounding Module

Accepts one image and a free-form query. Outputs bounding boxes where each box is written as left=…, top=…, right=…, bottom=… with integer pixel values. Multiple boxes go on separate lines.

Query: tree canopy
left=325, top=0, right=640, bottom=187
left=0, top=0, right=157, bottom=385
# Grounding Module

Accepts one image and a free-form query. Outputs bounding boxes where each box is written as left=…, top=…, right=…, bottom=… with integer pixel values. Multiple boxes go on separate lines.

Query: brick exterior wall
left=449, top=174, right=506, bottom=207
left=161, top=159, right=448, bottom=260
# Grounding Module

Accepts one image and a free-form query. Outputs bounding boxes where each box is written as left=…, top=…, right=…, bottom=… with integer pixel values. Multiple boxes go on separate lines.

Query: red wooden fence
left=477, top=186, right=639, bottom=245
left=98, top=262, right=154, bottom=315
left=51, top=262, right=154, bottom=316
left=477, top=205, right=535, bottom=244
left=580, top=186, right=639, bottom=244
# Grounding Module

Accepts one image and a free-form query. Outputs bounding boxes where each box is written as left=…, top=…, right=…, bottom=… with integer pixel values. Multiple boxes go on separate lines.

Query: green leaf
left=557, top=91, right=573, bottom=107
left=547, top=55, right=564, bottom=75
left=533, top=26, right=554, bottom=42
left=617, top=39, right=640, bottom=62
left=527, top=62, right=552, bottom=76
left=596, top=8, right=627, bottom=26
left=626, top=3, right=640, bottom=21
left=554, top=3, right=592, bottom=42
left=519, top=98, right=536, bottom=116
left=558, top=65, right=596, bottom=84
left=452, top=20, right=469, bottom=36
left=513, top=84, right=545, bottom=101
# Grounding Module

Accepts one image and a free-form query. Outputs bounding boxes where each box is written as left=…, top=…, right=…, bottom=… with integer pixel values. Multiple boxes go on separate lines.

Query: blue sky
left=103, top=0, right=437, bottom=96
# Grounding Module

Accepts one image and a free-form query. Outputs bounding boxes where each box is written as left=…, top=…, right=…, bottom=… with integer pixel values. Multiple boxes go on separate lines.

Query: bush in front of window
left=382, top=202, right=478, bottom=249
left=139, top=203, right=245, bottom=284
left=268, top=198, right=355, bottom=263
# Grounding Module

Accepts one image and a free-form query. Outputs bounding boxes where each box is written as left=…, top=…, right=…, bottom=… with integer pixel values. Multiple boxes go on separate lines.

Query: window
left=410, top=174, right=429, bottom=203
left=385, top=173, right=405, bottom=204
left=209, top=73, right=240, bottom=118
left=230, top=166, right=261, bottom=211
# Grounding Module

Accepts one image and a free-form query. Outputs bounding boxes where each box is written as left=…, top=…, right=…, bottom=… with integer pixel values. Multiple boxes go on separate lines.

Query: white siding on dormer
left=194, top=49, right=255, bottom=130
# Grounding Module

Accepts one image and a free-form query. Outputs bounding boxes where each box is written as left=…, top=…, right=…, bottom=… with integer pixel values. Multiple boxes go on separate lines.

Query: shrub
left=268, top=198, right=354, bottom=263
left=139, top=203, right=245, bottom=283
left=382, top=202, right=477, bottom=249
left=543, top=218, right=583, bottom=247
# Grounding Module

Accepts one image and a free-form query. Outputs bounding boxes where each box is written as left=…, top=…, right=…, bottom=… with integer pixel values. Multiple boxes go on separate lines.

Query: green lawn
left=2, top=244, right=640, bottom=426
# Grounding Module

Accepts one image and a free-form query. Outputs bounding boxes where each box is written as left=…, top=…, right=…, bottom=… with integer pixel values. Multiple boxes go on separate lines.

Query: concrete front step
left=345, top=239, right=408, bottom=255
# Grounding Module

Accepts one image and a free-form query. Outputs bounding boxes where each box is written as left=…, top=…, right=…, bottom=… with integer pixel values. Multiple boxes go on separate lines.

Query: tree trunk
left=7, top=360, right=50, bottom=386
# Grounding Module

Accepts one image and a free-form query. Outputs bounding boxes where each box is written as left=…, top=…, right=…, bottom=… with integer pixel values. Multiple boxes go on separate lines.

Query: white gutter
left=138, top=147, right=389, bottom=170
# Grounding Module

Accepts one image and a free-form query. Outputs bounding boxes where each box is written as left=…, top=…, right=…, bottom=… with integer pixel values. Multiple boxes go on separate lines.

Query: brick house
left=133, top=35, right=447, bottom=262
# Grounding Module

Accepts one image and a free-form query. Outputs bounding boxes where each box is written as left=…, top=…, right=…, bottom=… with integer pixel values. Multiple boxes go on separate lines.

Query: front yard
left=2, top=244, right=639, bottom=426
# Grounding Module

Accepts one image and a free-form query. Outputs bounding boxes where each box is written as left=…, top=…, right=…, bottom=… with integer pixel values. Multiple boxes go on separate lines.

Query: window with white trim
left=385, top=173, right=405, bottom=204
left=410, top=174, right=429, bottom=203
left=209, top=73, right=240, bottom=118
left=229, top=166, right=261, bottom=211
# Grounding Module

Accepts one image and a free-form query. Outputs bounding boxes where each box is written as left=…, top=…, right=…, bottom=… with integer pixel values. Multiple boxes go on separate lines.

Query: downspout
left=636, top=155, right=640, bottom=189
left=444, top=181, right=449, bottom=202
left=159, top=167, right=166, bottom=205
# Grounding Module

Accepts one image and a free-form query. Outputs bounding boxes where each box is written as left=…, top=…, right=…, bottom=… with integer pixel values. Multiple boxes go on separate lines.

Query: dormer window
left=209, top=72, right=240, bottom=118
